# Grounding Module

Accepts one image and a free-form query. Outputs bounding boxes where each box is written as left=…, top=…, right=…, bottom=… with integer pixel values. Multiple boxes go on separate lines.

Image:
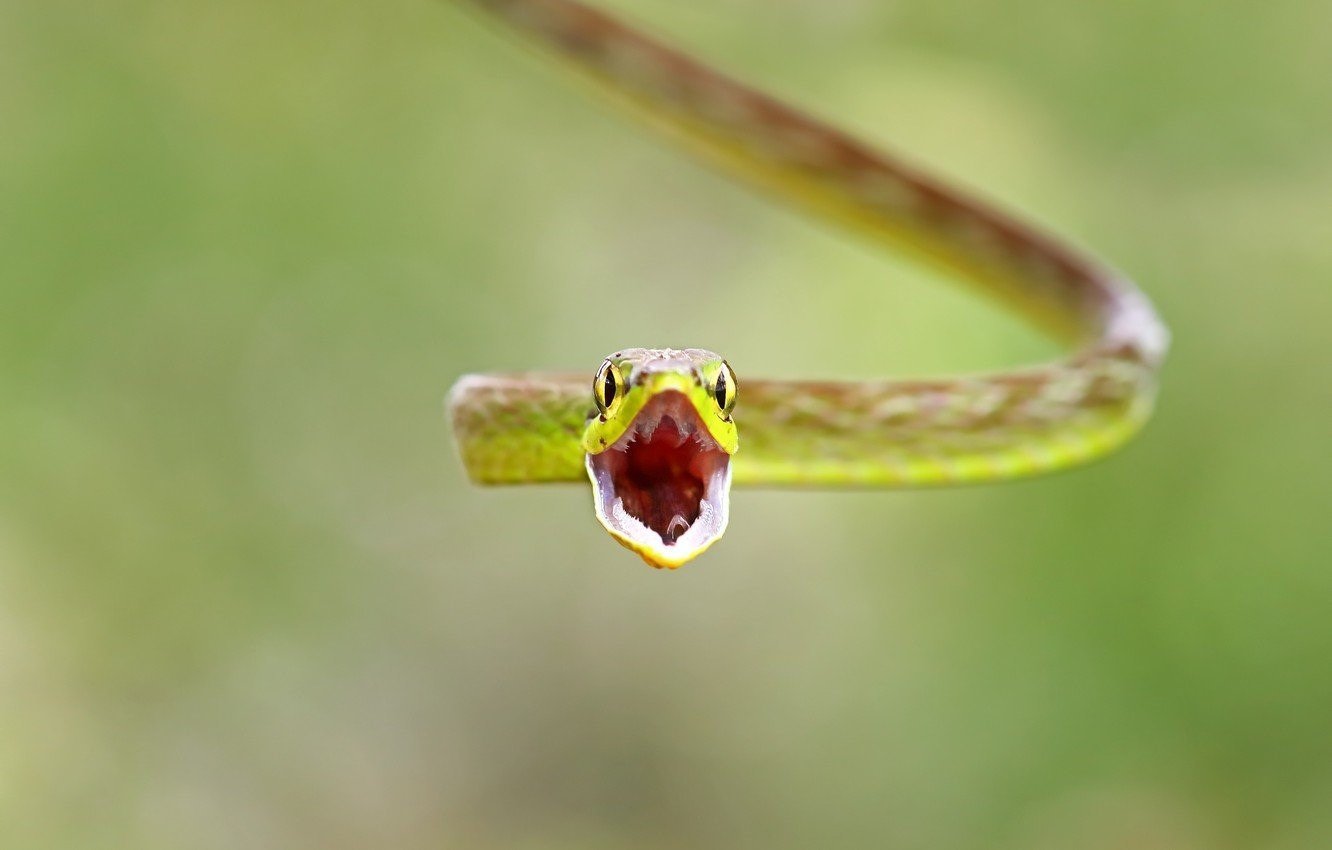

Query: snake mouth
left=586, top=391, right=732, bottom=568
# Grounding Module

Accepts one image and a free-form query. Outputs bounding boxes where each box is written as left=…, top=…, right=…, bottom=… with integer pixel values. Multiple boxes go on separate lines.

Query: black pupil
left=602, top=370, right=617, bottom=407
left=715, top=369, right=728, bottom=409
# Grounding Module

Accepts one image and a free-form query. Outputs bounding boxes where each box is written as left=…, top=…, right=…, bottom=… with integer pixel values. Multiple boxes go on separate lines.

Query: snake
left=444, top=0, right=1169, bottom=569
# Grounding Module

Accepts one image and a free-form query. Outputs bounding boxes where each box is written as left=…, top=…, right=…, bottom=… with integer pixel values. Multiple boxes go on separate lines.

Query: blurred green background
left=2, top=0, right=1330, bottom=847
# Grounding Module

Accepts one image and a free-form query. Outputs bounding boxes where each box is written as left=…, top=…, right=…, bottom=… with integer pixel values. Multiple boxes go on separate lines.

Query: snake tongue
left=586, top=391, right=732, bottom=568
left=664, top=513, right=691, bottom=544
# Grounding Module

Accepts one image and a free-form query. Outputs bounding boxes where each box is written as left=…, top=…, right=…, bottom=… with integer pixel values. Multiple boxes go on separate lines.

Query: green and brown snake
left=444, top=0, right=1169, bottom=568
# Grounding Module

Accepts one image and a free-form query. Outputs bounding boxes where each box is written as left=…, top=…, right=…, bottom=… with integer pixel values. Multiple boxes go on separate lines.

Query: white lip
left=585, top=392, right=732, bottom=567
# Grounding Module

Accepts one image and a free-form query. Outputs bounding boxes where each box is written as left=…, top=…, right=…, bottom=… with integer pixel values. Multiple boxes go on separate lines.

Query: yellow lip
left=585, top=371, right=731, bottom=455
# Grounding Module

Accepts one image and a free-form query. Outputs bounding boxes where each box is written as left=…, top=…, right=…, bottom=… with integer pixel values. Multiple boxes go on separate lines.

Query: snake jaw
left=586, top=391, right=733, bottom=568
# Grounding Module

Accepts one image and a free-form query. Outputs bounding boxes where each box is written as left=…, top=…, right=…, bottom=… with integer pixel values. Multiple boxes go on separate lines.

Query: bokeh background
left=3, top=0, right=1330, bottom=847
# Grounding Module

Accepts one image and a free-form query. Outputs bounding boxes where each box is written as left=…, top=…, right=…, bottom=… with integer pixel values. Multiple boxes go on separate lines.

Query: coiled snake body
left=445, top=0, right=1169, bottom=568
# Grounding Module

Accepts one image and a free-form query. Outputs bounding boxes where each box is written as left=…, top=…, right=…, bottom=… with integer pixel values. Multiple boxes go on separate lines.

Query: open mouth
left=586, top=391, right=732, bottom=568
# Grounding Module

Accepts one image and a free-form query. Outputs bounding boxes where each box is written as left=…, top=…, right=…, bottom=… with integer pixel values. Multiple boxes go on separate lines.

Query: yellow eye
left=593, top=359, right=625, bottom=417
left=712, top=360, right=737, bottom=417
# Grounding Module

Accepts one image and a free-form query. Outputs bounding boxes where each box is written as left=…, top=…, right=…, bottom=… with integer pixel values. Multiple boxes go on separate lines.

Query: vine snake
left=444, top=0, right=1169, bottom=569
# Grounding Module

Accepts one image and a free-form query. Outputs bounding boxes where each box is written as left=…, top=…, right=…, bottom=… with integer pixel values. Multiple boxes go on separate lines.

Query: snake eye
left=593, top=359, right=625, bottom=417
left=712, top=361, right=737, bottom=418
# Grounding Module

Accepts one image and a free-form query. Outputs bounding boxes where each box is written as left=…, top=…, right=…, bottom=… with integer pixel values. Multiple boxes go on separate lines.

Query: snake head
left=583, top=349, right=738, bottom=569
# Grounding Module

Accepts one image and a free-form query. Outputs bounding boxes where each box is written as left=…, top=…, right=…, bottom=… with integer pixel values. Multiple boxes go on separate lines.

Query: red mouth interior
left=619, top=416, right=707, bottom=544
left=593, top=391, right=730, bottom=547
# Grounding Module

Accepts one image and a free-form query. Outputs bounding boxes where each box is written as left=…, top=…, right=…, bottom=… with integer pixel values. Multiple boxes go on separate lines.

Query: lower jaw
left=585, top=453, right=732, bottom=569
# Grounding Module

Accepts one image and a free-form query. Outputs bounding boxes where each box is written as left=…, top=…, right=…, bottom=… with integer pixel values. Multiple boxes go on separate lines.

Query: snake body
left=445, top=0, right=1168, bottom=566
